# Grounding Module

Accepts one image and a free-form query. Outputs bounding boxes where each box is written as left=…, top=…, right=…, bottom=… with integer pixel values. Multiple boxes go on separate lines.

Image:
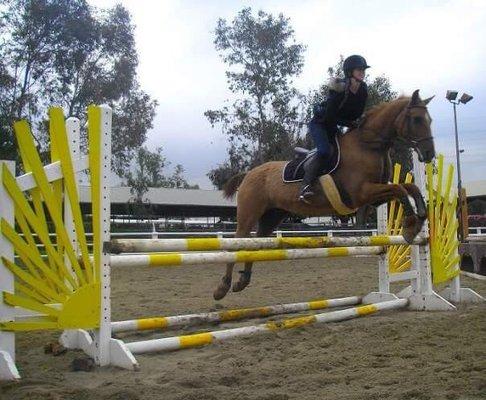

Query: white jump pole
left=109, top=235, right=426, bottom=253
left=111, top=295, right=362, bottom=333
left=110, top=246, right=385, bottom=268
left=125, top=299, right=408, bottom=354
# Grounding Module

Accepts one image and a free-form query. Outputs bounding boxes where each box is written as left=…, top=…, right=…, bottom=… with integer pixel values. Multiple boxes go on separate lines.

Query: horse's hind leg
left=232, top=209, right=289, bottom=293
left=213, top=262, right=236, bottom=301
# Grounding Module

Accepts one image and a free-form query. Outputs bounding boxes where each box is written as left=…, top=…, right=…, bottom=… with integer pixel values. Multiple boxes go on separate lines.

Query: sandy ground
left=1, top=256, right=486, bottom=400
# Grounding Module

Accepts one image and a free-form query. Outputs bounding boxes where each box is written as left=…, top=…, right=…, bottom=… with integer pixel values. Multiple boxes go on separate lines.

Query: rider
left=299, top=55, right=370, bottom=202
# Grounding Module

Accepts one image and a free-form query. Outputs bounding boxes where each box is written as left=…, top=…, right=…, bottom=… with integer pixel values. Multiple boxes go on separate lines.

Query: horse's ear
left=422, top=95, right=435, bottom=105
left=410, top=89, right=420, bottom=105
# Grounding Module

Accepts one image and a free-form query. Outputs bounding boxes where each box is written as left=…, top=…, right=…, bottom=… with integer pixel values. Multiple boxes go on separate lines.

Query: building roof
left=76, top=177, right=486, bottom=219
left=464, top=180, right=486, bottom=198
left=79, top=186, right=236, bottom=207
left=79, top=180, right=486, bottom=208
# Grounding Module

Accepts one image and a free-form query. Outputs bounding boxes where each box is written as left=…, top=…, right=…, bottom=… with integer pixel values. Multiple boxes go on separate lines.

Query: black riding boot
left=299, top=154, right=327, bottom=202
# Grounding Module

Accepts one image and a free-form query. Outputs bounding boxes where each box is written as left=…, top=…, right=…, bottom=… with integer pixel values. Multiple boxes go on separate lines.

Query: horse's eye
left=413, top=117, right=422, bottom=124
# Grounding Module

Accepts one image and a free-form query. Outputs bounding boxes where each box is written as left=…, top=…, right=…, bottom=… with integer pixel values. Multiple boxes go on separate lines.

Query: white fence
left=469, top=227, right=486, bottom=235
left=20, top=225, right=486, bottom=248
left=108, top=222, right=486, bottom=240
left=110, top=226, right=379, bottom=239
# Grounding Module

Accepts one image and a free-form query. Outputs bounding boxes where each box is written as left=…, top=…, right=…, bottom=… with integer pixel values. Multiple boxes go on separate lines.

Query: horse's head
left=395, top=89, right=435, bottom=162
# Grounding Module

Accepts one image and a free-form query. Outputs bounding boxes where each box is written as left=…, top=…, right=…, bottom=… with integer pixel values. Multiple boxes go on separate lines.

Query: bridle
left=358, top=103, right=434, bottom=152
left=394, top=104, right=434, bottom=157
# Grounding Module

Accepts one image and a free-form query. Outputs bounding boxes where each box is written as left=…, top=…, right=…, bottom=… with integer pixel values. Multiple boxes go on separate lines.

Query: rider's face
left=352, top=68, right=365, bottom=81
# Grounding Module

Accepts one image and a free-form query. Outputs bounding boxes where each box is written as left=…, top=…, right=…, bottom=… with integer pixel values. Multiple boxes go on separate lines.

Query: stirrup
left=299, top=185, right=314, bottom=203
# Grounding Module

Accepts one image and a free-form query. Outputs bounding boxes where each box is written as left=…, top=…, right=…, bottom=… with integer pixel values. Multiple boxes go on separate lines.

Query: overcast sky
left=90, top=0, right=486, bottom=189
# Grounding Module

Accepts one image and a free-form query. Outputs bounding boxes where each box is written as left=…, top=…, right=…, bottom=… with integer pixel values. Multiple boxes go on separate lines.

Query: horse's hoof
left=213, top=281, right=231, bottom=300
left=402, top=215, right=422, bottom=244
left=232, top=279, right=250, bottom=293
left=402, top=229, right=415, bottom=244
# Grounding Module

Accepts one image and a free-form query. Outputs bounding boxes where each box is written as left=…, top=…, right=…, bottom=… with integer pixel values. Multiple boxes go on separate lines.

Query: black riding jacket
left=313, top=78, right=368, bottom=134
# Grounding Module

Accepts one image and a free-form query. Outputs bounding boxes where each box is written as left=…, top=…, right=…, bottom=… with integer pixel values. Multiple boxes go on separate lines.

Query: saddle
left=282, top=135, right=340, bottom=183
left=282, top=136, right=356, bottom=215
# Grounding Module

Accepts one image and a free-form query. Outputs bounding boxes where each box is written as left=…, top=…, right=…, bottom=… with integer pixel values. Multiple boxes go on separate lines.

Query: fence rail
left=469, top=227, right=486, bottom=235
left=20, top=226, right=486, bottom=242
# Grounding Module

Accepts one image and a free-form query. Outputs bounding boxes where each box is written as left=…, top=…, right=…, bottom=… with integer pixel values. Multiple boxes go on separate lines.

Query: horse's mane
left=364, top=96, right=410, bottom=119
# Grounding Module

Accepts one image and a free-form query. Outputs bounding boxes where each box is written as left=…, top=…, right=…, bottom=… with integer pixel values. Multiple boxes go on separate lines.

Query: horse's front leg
left=402, top=183, right=427, bottom=220
left=360, top=182, right=423, bottom=243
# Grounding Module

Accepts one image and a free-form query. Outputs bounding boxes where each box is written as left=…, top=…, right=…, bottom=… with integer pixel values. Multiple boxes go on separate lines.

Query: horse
left=213, top=89, right=435, bottom=300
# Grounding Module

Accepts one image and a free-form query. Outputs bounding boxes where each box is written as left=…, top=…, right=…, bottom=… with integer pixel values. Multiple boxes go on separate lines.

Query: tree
left=205, top=8, right=306, bottom=189
left=125, top=147, right=167, bottom=199
left=0, top=0, right=157, bottom=177
left=125, top=146, right=199, bottom=212
left=166, top=164, right=199, bottom=189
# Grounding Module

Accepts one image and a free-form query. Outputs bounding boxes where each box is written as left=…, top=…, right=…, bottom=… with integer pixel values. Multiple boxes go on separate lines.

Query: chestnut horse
left=214, top=90, right=435, bottom=300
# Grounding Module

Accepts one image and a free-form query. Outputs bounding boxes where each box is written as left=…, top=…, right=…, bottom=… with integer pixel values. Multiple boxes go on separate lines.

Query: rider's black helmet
left=343, top=55, right=370, bottom=77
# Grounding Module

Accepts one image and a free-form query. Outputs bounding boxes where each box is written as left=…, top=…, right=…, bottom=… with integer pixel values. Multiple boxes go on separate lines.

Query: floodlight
left=446, top=90, right=458, bottom=101
left=459, top=93, right=473, bottom=104
left=445, top=87, right=473, bottom=241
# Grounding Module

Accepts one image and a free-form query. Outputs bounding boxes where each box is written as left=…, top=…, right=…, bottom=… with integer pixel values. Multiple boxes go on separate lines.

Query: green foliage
left=126, top=147, right=167, bottom=201
left=169, top=164, right=199, bottom=190
left=0, top=0, right=157, bottom=177
left=205, top=8, right=306, bottom=189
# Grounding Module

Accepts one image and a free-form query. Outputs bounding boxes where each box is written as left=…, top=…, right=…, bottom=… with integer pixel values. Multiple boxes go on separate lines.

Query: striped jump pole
left=109, top=235, right=427, bottom=254
left=111, top=296, right=361, bottom=333
left=110, top=246, right=384, bottom=268
left=125, top=298, right=408, bottom=354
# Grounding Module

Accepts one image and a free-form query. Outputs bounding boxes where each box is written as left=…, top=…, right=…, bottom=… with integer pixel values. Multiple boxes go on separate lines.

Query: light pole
left=445, top=90, right=473, bottom=240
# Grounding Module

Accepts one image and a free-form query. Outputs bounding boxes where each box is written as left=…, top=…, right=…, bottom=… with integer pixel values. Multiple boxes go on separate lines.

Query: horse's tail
left=222, top=173, right=247, bottom=199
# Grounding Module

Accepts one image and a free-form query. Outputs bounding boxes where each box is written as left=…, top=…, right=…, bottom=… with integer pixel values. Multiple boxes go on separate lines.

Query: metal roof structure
left=76, top=179, right=486, bottom=218
left=464, top=180, right=486, bottom=199
left=79, top=186, right=236, bottom=218
left=79, top=186, right=235, bottom=207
